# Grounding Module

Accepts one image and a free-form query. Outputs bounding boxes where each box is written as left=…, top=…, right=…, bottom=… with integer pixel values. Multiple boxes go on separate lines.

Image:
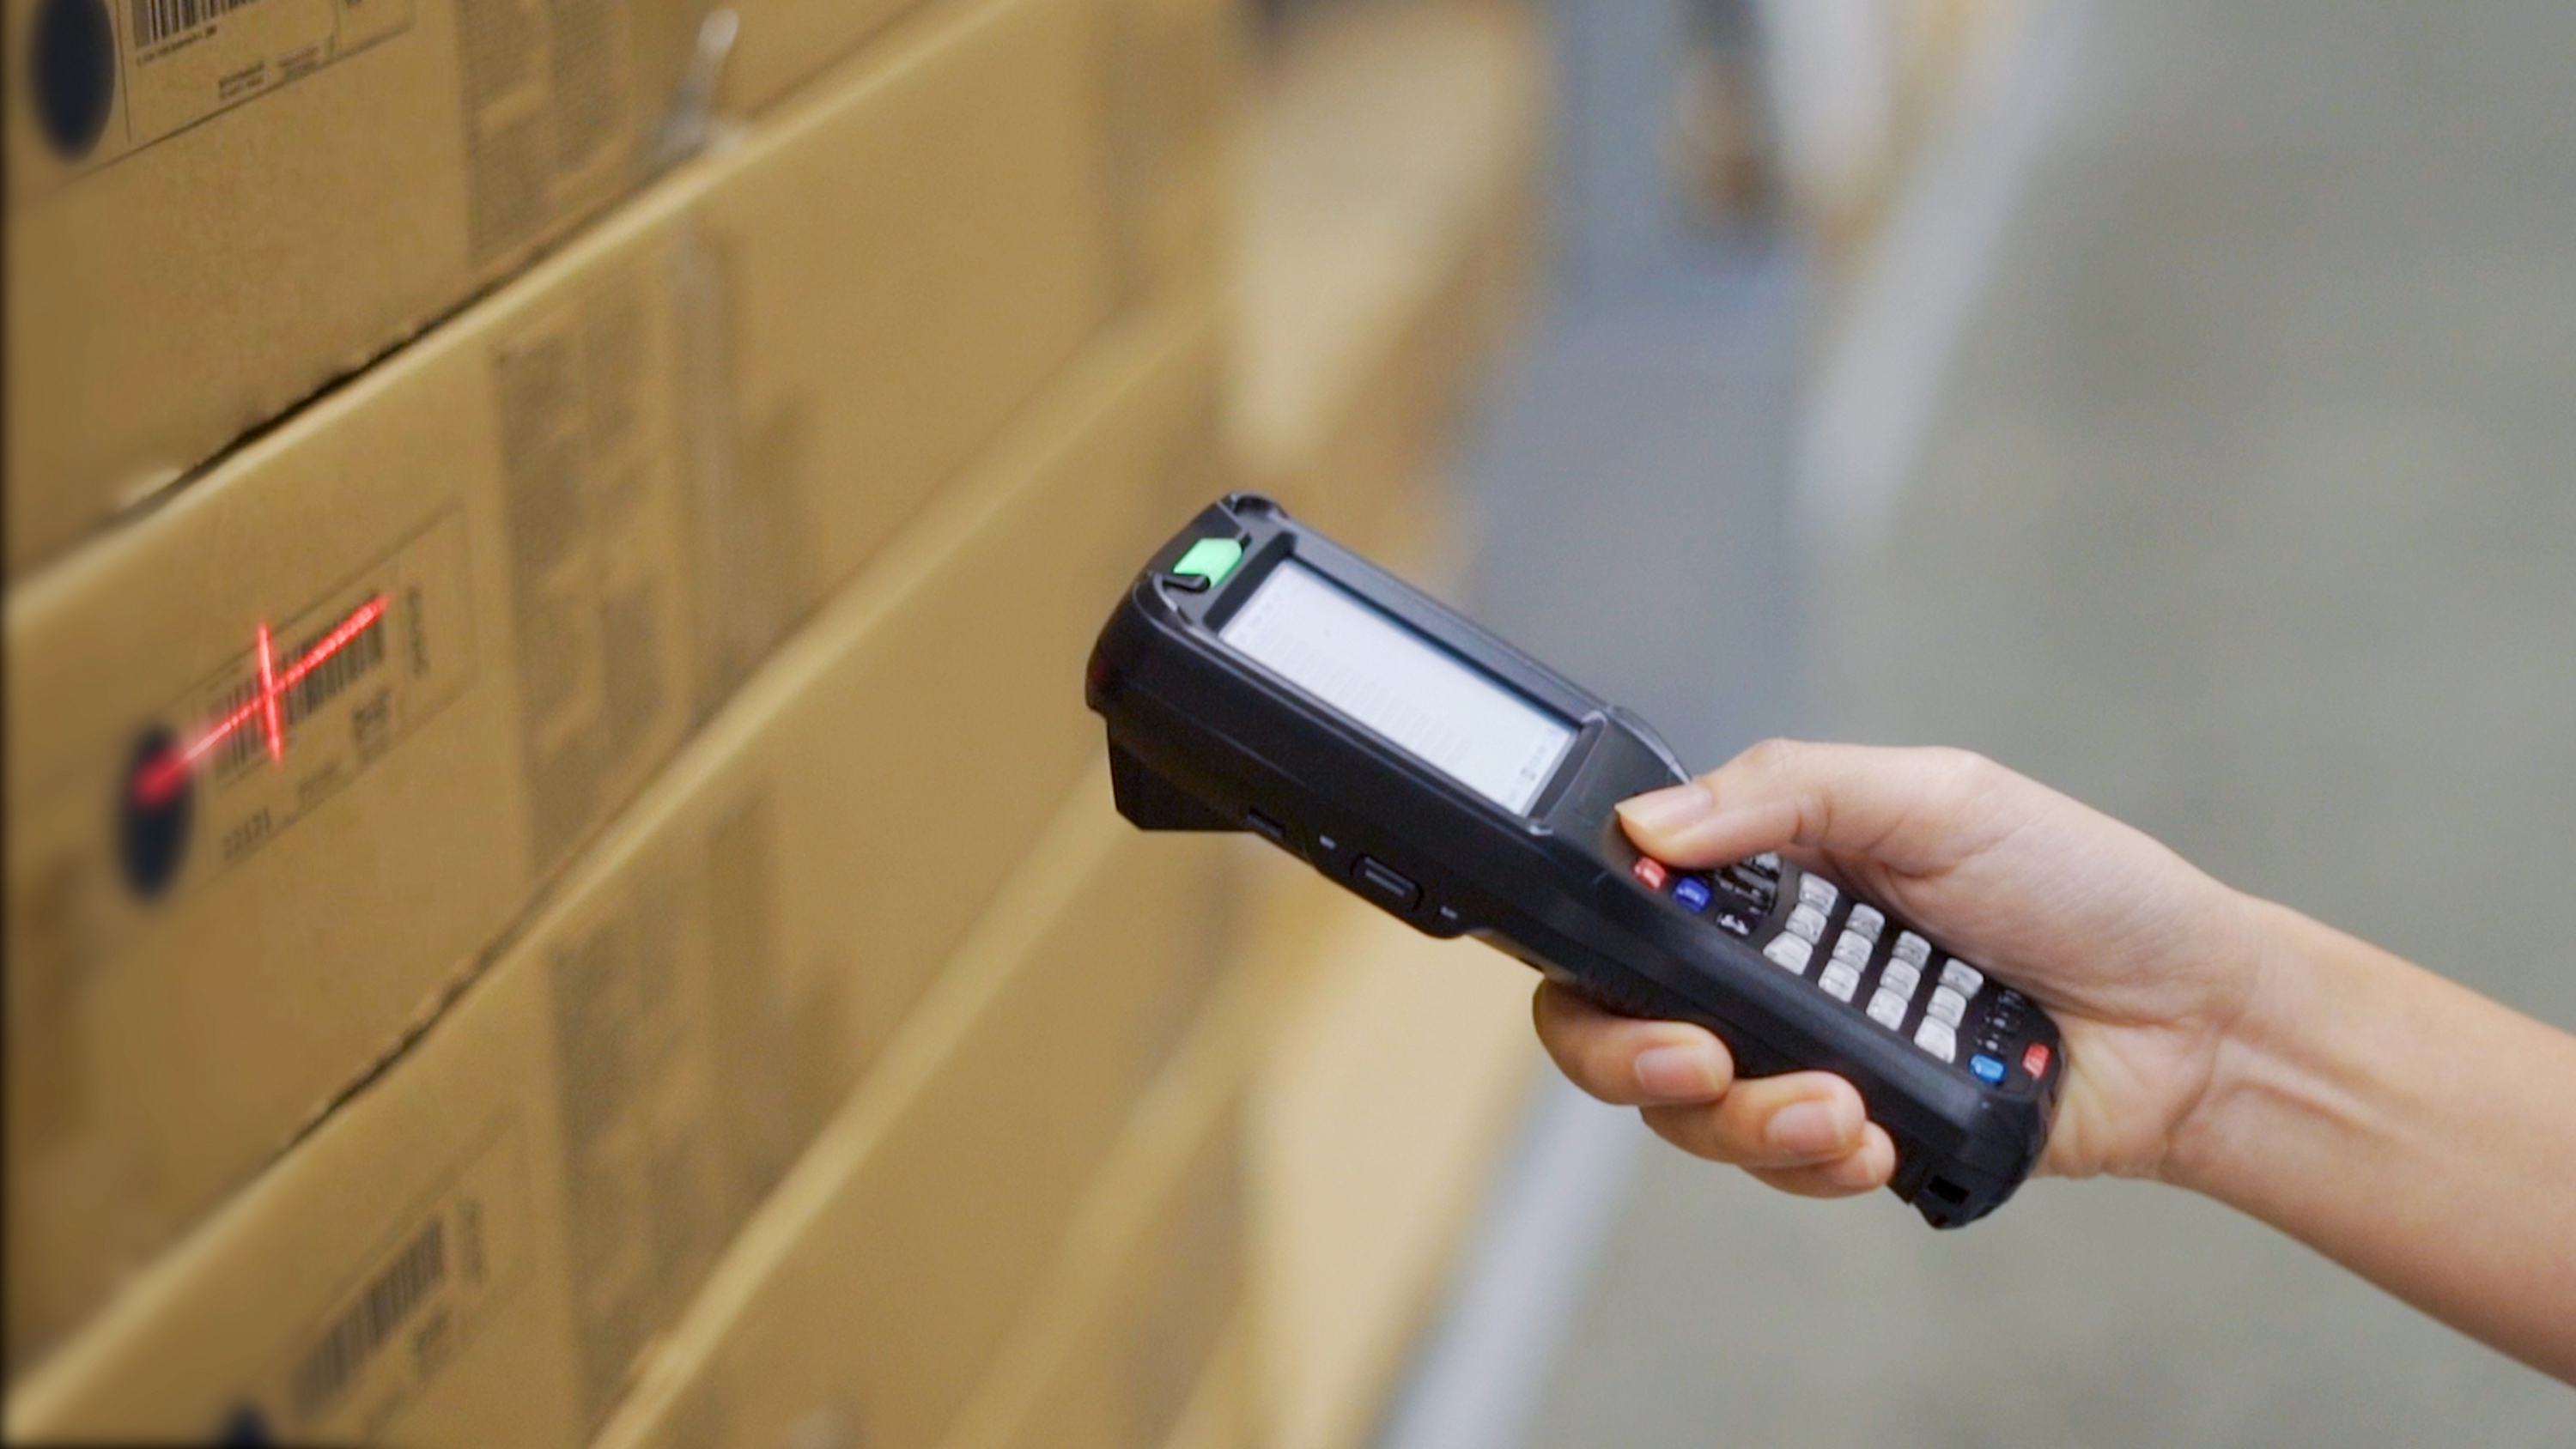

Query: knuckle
left=1737, top=737, right=1804, bottom=785
left=1927, top=746, right=2003, bottom=803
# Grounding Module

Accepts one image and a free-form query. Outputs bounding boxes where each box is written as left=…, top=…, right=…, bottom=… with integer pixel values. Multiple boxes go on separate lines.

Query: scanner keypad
left=1783, top=904, right=1829, bottom=944
left=1635, top=854, right=2039, bottom=1084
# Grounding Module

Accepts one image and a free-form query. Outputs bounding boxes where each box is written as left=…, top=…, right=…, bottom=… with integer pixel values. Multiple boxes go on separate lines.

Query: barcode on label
left=210, top=676, right=268, bottom=775
left=290, top=1217, right=447, bottom=1422
left=131, top=0, right=268, bottom=49
left=283, top=609, right=389, bottom=727
left=209, top=609, right=390, bottom=775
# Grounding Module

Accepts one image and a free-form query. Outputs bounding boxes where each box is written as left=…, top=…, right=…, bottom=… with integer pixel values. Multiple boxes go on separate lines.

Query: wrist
left=2153, top=896, right=2388, bottom=1205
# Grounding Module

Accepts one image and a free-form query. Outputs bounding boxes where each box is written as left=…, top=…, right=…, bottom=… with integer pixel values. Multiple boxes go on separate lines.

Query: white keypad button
left=1878, top=961, right=1921, bottom=999
left=1940, top=960, right=1985, bottom=997
left=1914, top=1019, right=1958, bottom=1062
left=1820, top=962, right=1862, bottom=1002
left=1844, top=904, right=1885, bottom=941
left=1928, top=986, right=1968, bottom=1028
left=1750, top=852, right=1781, bottom=873
left=1893, top=931, right=1932, bottom=967
left=1830, top=931, right=1873, bottom=967
left=1796, top=875, right=1839, bottom=913
left=1763, top=935, right=1813, bottom=973
left=1866, top=989, right=1908, bottom=1029
left=1785, top=905, right=1828, bottom=943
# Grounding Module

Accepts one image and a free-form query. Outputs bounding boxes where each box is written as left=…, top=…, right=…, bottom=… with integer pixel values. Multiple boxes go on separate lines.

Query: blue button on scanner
left=1970, top=1054, right=2006, bottom=1084
left=1671, top=876, right=1711, bottom=913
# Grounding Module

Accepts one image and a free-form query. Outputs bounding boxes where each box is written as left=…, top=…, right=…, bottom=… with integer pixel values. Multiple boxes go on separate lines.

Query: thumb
left=1613, top=739, right=1996, bottom=874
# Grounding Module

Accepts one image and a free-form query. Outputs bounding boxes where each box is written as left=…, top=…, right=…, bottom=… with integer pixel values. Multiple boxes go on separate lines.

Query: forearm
left=2165, top=897, right=2576, bottom=1383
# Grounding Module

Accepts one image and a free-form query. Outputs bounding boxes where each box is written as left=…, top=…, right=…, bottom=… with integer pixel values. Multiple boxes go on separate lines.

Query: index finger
left=1612, top=739, right=2020, bottom=874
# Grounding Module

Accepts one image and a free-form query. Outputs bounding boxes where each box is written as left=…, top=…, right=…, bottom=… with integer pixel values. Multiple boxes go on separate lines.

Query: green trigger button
left=1171, top=537, right=1243, bottom=586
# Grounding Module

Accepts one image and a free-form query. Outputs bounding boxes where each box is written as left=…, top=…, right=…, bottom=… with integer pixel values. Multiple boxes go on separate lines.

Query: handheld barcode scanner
left=1086, top=495, right=2066, bottom=1227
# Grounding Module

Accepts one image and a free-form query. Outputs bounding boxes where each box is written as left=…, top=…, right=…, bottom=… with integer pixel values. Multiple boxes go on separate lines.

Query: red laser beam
left=255, top=622, right=284, bottom=765
left=132, top=595, right=391, bottom=806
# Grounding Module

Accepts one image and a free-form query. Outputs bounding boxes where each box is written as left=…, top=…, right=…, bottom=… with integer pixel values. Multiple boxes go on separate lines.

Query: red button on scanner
left=1631, top=857, right=1668, bottom=890
left=2022, top=1042, right=2052, bottom=1079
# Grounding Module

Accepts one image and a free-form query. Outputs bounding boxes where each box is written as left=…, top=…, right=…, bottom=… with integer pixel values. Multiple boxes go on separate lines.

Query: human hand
left=1534, top=739, right=2268, bottom=1196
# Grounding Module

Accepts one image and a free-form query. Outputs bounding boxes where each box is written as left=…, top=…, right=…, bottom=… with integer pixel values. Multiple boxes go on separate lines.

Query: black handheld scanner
left=1084, top=495, right=2064, bottom=1227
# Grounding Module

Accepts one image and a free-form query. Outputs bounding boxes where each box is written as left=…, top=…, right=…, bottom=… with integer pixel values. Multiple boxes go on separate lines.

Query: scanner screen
left=1219, top=560, right=1574, bottom=814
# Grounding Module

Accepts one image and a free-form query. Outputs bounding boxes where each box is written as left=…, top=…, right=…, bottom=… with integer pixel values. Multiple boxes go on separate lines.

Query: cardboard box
left=4, top=361, right=1235, bottom=1439
left=1157, top=1313, right=1261, bottom=1449
left=711, top=0, right=1245, bottom=303
left=1100, top=0, right=1245, bottom=303
left=934, top=1043, right=1250, bottom=1449
left=1242, top=858, right=1541, bottom=1449
left=4, top=0, right=1237, bottom=587
left=1227, top=0, right=1546, bottom=549
left=3, top=15, right=1162, bottom=1352
left=593, top=865, right=1269, bottom=1449
left=2, top=0, right=714, bottom=579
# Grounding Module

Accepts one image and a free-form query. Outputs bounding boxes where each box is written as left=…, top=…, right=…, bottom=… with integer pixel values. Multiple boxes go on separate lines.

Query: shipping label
left=255, top=1114, right=535, bottom=1442
left=125, top=504, right=479, bottom=901
left=114, top=0, right=415, bottom=159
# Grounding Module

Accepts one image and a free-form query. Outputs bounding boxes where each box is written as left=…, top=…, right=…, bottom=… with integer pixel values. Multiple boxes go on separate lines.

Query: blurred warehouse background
left=6, top=0, right=2575, bottom=1446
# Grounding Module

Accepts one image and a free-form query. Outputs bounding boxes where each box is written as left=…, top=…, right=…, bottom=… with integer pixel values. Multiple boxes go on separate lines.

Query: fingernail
left=1619, top=784, right=1715, bottom=836
left=1635, top=1044, right=1722, bottom=1099
left=1765, top=1100, right=1851, bottom=1155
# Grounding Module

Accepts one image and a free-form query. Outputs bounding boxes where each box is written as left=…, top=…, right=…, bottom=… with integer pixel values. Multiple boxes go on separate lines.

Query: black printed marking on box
left=129, top=0, right=264, bottom=51
left=283, top=608, right=389, bottom=726
left=289, top=1216, right=446, bottom=1422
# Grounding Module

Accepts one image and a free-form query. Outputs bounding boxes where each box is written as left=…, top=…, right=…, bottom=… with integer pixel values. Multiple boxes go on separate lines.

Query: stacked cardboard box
left=1243, top=867, right=1540, bottom=1449
left=717, top=0, right=1241, bottom=300
left=9, top=0, right=1560, bottom=1439
left=3, top=0, right=715, bottom=580
left=6, top=0, right=1135, bottom=1369
left=2, top=0, right=1240, bottom=581
left=1228, top=0, right=1545, bottom=561
left=1221, top=4, right=1553, bottom=1449
left=586, top=774, right=1273, bottom=1449
left=9, top=0, right=1249, bottom=1434
left=5, top=301, right=1230, bottom=1440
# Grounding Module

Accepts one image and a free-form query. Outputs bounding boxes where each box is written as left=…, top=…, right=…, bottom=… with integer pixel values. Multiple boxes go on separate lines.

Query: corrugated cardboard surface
left=1157, top=1313, right=1261, bottom=1449
left=2, top=0, right=1235, bottom=586
left=1217, top=77, right=1546, bottom=1430
left=1243, top=863, right=1541, bottom=1449
left=1103, top=0, right=1246, bottom=303
left=4, top=306, right=1226, bottom=1440
left=2, top=0, right=712, bottom=580
left=708, top=0, right=1239, bottom=306
left=933, top=1088, right=1250, bottom=1449
left=596, top=854, right=1269, bottom=1449
left=714, top=0, right=918, bottom=113
left=1227, top=0, right=1546, bottom=547
left=3, top=3, right=1137, bottom=1363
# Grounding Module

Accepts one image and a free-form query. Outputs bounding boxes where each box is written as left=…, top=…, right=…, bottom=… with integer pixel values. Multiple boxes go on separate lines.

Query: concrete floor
left=1436, top=0, right=2576, bottom=1444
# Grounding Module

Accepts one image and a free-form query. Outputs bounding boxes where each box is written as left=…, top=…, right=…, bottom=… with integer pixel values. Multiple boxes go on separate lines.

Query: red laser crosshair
left=131, top=595, right=391, bottom=807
